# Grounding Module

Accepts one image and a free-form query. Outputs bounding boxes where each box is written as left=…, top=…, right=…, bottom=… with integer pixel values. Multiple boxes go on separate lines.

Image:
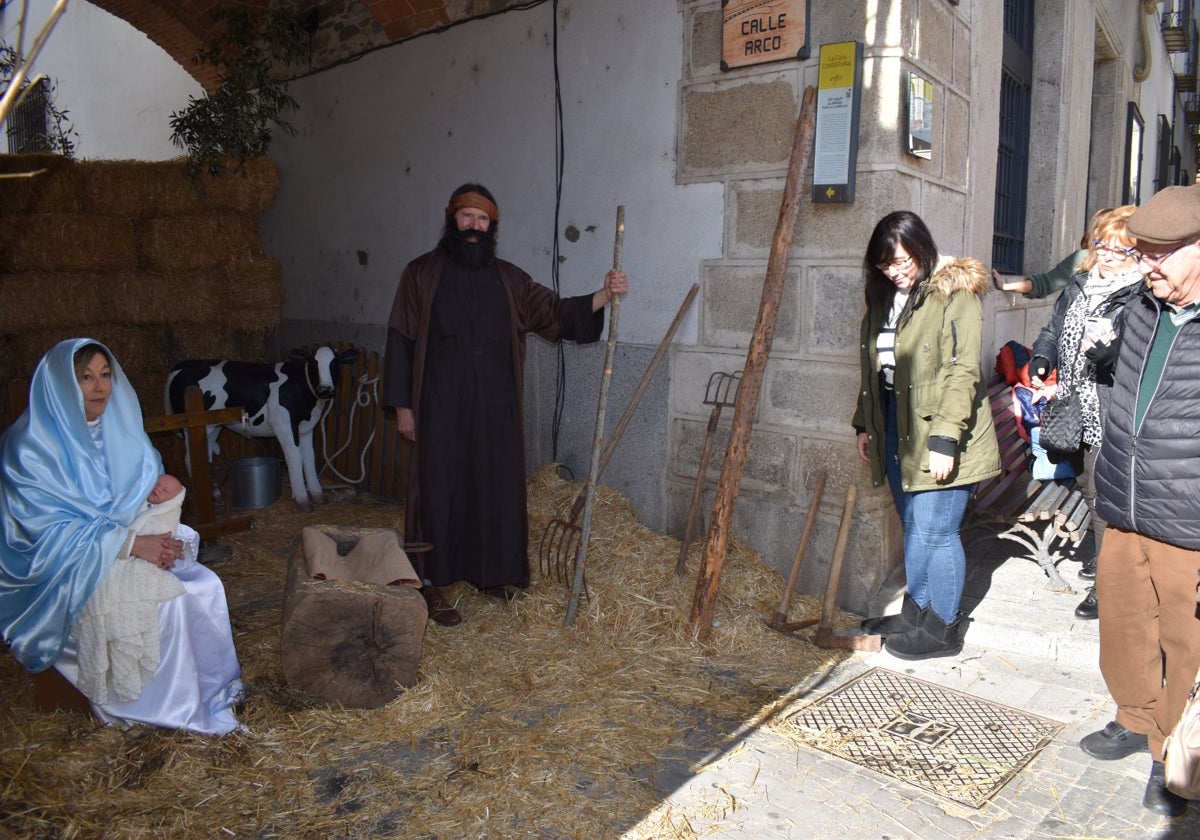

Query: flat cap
left=1127, top=183, right=1200, bottom=245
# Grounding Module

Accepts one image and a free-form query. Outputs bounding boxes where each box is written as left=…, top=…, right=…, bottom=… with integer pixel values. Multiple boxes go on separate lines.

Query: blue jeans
left=884, top=396, right=970, bottom=623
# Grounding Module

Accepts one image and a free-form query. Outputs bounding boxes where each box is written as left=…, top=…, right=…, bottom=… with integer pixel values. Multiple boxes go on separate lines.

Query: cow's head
left=289, top=346, right=361, bottom=400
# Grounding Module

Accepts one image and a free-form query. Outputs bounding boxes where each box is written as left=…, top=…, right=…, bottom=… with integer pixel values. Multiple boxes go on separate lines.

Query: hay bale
left=0, top=215, right=136, bottom=272
left=163, top=323, right=270, bottom=364
left=197, top=157, right=280, bottom=212
left=222, top=256, right=283, bottom=331
left=109, top=269, right=227, bottom=326
left=140, top=213, right=262, bottom=273
left=0, top=271, right=219, bottom=334
left=85, top=159, right=206, bottom=218
left=0, top=154, right=85, bottom=216
left=0, top=272, right=106, bottom=332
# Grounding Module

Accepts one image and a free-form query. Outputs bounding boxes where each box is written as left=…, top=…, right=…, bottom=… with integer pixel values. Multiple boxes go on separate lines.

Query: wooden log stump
left=280, top=526, right=427, bottom=708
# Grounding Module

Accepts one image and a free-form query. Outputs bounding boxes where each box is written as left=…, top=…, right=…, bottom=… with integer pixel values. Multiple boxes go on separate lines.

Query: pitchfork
left=562, top=207, right=627, bottom=626
left=674, top=371, right=741, bottom=576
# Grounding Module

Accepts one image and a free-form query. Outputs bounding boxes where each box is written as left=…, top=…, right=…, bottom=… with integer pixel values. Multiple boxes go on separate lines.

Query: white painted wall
left=261, top=0, right=723, bottom=350
left=5, top=0, right=201, bottom=160
left=1134, top=3, right=1185, bottom=200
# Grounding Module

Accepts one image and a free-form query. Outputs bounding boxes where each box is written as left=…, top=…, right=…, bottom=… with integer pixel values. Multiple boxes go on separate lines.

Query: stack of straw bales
left=0, top=154, right=282, bottom=432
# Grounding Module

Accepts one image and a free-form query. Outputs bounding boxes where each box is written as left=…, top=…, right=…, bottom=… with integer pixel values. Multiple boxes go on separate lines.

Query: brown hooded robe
left=382, top=247, right=603, bottom=588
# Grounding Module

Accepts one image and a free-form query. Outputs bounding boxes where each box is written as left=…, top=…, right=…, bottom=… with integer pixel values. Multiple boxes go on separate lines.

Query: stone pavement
left=625, top=532, right=1200, bottom=839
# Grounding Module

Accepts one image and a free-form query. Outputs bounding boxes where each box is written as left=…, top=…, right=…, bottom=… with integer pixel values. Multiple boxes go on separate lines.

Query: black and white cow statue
left=165, top=346, right=360, bottom=512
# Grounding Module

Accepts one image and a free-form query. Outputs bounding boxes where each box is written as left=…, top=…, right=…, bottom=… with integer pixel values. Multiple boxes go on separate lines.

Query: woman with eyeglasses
left=1027, top=206, right=1145, bottom=621
left=853, top=211, right=1000, bottom=660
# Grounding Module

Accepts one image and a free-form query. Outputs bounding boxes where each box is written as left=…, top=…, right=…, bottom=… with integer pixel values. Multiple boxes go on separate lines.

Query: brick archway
left=88, top=0, right=493, bottom=92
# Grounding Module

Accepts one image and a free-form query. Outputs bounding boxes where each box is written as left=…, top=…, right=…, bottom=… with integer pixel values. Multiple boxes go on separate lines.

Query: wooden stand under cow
left=280, top=526, right=428, bottom=708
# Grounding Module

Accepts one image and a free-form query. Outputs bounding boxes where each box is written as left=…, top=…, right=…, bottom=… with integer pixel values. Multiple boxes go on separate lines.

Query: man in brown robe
left=383, top=183, right=628, bottom=625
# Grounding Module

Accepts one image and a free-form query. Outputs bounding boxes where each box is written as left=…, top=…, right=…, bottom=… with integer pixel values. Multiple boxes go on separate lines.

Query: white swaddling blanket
left=71, top=488, right=194, bottom=704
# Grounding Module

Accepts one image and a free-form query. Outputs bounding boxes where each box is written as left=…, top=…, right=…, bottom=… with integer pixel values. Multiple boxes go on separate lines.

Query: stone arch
left=87, top=0, right=242, bottom=91
left=84, top=0, right=477, bottom=92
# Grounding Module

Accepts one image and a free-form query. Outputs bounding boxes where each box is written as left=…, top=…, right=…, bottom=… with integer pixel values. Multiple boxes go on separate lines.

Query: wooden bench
left=966, top=374, right=1089, bottom=592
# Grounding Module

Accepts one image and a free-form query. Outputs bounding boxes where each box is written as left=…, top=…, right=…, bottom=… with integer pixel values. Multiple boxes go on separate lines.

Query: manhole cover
left=782, top=667, right=1063, bottom=808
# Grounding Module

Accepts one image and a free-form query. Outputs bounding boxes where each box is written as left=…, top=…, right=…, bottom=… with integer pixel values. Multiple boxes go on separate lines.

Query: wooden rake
left=808, top=484, right=881, bottom=651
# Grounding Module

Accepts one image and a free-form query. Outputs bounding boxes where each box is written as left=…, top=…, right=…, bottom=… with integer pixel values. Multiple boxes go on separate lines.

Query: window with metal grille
left=1155, top=114, right=1171, bottom=193
left=6, top=76, right=50, bottom=153
left=992, top=0, right=1035, bottom=274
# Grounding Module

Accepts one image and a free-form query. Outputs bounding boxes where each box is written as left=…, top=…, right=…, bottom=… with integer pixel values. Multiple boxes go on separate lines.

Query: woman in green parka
left=853, top=211, right=1000, bottom=660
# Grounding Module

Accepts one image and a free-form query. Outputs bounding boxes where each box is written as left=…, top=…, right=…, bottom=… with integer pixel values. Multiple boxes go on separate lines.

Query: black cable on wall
left=549, top=0, right=567, bottom=462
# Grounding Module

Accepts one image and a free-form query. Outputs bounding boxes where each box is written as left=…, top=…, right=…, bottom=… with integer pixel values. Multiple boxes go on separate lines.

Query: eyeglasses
left=1093, top=240, right=1138, bottom=259
left=875, top=254, right=914, bottom=273
left=1132, top=239, right=1194, bottom=267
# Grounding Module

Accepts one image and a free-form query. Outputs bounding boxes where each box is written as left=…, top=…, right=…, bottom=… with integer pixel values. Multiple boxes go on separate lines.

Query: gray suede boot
left=860, top=592, right=924, bottom=636
left=884, top=607, right=970, bottom=660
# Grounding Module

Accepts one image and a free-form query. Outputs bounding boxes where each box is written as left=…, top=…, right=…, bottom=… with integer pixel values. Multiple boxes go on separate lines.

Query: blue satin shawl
left=0, top=338, right=162, bottom=672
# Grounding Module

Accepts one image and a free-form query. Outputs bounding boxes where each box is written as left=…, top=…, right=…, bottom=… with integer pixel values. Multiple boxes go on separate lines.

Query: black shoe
left=1079, top=554, right=1096, bottom=581
left=1079, top=721, right=1149, bottom=760
left=884, top=608, right=970, bottom=660
left=1143, top=760, right=1189, bottom=817
left=421, top=586, right=463, bottom=626
left=861, top=592, right=924, bottom=636
left=1075, top=586, right=1098, bottom=620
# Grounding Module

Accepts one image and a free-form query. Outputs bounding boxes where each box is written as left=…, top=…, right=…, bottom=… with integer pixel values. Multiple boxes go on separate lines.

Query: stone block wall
left=669, top=0, right=984, bottom=614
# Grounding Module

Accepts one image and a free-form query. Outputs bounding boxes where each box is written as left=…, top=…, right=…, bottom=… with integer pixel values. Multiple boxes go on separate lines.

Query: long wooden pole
left=565, top=206, right=624, bottom=626
left=558, top=283, right=700, bottom=525
left=690, top=86, right=817, bottom=642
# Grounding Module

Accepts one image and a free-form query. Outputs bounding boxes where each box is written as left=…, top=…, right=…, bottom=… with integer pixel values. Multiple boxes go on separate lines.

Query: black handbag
left=1039, top=390, right=1083, bottom=454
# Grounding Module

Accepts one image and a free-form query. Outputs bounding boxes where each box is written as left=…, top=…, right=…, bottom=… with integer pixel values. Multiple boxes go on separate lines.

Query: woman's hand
left=929, top=451, right=956, bottom=481
left=1028, top=355, right=1051, bottom=388
left=991, top=269, right=1032, bottom=294
left=134, top=533, right=183, bottom=570
left=396, top=407, right=416, bottom=442
left=856, top=432, right=871, bottom=463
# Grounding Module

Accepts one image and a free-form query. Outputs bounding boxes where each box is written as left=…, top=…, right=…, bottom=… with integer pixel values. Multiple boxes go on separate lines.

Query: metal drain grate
left=784, top=667, right=1063, bottom=808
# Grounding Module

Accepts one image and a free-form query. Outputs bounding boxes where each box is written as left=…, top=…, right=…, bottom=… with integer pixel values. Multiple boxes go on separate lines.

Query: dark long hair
left=863, top=211, right=939, bottom=321
left=72, top=342, right=113, bottom=381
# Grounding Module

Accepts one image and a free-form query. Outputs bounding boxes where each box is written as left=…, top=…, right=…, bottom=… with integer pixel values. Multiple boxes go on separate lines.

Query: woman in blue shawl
left=0, top=339, right=242, bottom=734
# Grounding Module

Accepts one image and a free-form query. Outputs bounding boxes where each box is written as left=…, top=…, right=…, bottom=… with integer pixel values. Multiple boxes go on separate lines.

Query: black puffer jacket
left=1094, top=289, right=1200, bottom=549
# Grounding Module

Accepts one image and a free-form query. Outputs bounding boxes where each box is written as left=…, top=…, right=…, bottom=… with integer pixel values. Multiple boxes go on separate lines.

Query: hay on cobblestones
left=0, top=465, right=851, bottom=837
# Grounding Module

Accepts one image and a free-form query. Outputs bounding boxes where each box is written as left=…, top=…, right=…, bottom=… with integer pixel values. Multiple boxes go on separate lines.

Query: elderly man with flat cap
left=1077, top=183, right=1200, bottom=817
left=382, top=183, right=627, bottom=626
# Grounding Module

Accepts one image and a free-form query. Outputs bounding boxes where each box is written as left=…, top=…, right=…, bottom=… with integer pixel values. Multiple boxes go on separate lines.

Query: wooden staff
left=690, top=86, right=817, bottom=642
left=565, top=205, right=624, bottom=626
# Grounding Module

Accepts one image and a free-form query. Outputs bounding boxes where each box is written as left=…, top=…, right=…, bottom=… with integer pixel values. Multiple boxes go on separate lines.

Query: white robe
left=54, top=489, right=243, bottom=735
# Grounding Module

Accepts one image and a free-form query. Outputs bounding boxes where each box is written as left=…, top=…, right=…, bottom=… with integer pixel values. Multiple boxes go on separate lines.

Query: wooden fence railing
left=4, top=343, right=411, bottom=507
left=316, top=344, right=410, bottom=502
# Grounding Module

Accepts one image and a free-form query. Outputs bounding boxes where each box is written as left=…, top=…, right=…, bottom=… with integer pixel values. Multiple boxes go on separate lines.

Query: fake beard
left=442, top=224, right=496, bottom=269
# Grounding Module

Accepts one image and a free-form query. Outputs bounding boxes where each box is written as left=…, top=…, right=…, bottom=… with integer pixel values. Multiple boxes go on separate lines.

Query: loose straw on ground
left=0, top=466, right=857, bottom=838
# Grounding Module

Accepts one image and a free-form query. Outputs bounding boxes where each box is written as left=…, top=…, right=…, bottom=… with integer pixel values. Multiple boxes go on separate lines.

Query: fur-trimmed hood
left=923, top=255, right=990, bottom=299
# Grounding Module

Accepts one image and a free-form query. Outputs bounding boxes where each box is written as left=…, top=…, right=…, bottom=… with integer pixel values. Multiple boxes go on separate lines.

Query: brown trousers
left=1097, top=527, right=1200, bottom=760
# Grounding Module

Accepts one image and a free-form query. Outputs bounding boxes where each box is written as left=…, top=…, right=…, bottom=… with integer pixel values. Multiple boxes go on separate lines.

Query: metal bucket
left=230, top=456, right=282, bottom=509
